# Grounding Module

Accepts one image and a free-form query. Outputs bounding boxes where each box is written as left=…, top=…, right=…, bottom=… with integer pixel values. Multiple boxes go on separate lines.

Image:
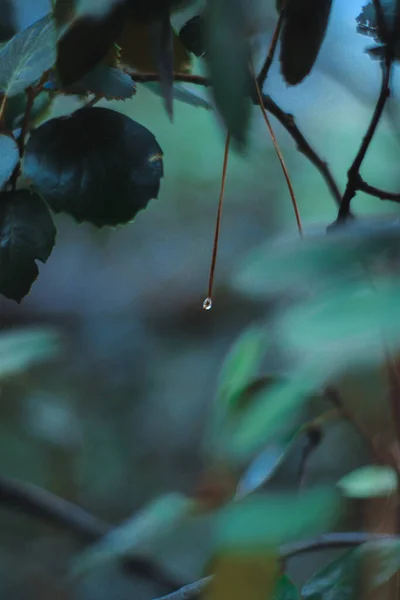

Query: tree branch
left=337, top=0, right=393, bottom=222
left=357, top=177, right=400, bottom=202
left=0, top=474, right=182, bottom=592
left=256, top=2, right=285, bottom=89
left=128, top=71, right=342, bottom=208
left=153, top=531, right=400, bottom=600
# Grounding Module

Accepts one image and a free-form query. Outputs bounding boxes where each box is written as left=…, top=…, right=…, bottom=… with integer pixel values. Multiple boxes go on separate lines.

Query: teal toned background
left=0, top=1, right=400, bottom=598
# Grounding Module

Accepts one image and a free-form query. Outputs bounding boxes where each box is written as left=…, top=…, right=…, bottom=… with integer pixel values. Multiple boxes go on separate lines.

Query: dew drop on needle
left=203, top=297, right=212, bottom=311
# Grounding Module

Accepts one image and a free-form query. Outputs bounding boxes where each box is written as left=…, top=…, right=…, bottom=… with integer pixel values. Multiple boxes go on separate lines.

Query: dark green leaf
left=0, top=0, right=17, bottom=43
left=149, top=12, right=174, bottom=120
left=179, top=15, right=205, bottom=57
left=273, top=575, right=300, bottom=600
left=0, top=190, right=56, bottom=301
left=204, top=0, right=251, bottom=147
left=23, top=106, right=164, bottom=227
left=280, top=0, right=333, bottom=85
left=0, top=14, right=56, bottom=96
left=356, top=1, right=397, bottom=45
left=56, top=4, right=126, bottom=86
left=0, top=133, right=18, bottom=188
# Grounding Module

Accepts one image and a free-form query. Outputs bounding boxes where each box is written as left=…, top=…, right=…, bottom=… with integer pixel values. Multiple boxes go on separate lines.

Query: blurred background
left=1, top=0, right=400, bottom=598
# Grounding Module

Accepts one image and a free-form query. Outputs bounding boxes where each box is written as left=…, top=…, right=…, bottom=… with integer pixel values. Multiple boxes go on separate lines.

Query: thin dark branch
left=256, top=3, right=285, bottom=89
left=129, top=71, right=342, bottom=208
left=357, top=177, right=400, bottom=201
left=261, top=94, right=342, bottom=206
left=0, top=475, right=182, bottom=592
left=337, top=1, right=393, bottom=221
left=153, top=532, right=400, bottom=600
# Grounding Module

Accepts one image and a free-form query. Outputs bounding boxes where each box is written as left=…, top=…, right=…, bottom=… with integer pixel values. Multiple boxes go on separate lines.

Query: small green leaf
left=280, top=0, right=333, bottom=85
left=301, top=550, right=358, bottom=600
left=23, top=107, right=164, bottom=227
left=0, top=133, right=18, bottom=188
left=273, top=575, right=300, bottom=600
left=215, top=487, right=341, bottom=551
left=70, top=493, right=195, bottom=577
left=204, top=0, right=251, bottom=147
left=0, top=190, right=56, bottom=302
left=0, top=14, right=56, bottom=97
left=337, top=466, right=398, bottom=498
left=0, top=326, right=62, bottom=379
left=302, top=539, right=400, bottom=600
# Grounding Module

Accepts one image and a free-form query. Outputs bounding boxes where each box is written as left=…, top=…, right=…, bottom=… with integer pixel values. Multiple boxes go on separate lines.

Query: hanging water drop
left=203, top=297, right=212, bottom=311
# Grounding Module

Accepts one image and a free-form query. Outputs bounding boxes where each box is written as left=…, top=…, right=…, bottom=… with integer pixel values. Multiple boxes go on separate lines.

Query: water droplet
left=203, top=297, right=212, bottom=311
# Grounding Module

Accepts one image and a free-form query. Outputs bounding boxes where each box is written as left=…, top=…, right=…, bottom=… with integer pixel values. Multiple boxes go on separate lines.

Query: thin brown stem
left=129, top=71, right=342, bottom=208
left=203, top=133, right=231, bottom=309
left=0, top=94, right=8, bottom=127
left=253, top=73, right=303, bottom=236
left=256, top=1, right=285, bottom=88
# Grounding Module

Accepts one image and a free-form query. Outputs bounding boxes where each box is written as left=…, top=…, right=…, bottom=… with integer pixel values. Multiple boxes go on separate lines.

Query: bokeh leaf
left=0, top=14, right=56, bottom=96
left=71, top=493, right=195, bottom=576
left=207, top=551, right=279, bottom=600
left=0, top=133, right=18, bottom=188
left=0, top=190, right=56, bottom=301
left=23, top=106, right=164, bottom=227
left=337, top=465, right=398, bottom=498
left=204, top=0, right=251, bottom=147
left=280, top=0, right=332, bottom=85
left=227, top=365, right=331, bottom=463
left=215, top=487, right=340, bottom=550
left=276, top=282, right=400, bottom=371
left=0, top=326, right=62, bottom=379
left=233, top=219, right=400, bottom=299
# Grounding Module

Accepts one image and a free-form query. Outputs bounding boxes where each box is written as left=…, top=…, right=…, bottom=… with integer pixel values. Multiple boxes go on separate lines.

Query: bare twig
left=260, top=94, right=342, bottom=206
left=0, top=475, right=182, bottom=592
left=337, top=0, right=393, bottom=222
left=357, top=177, right=400, bottom=202
left=153, top=532, right=400, bottom=600
left=256, top=1, right=285, bottom=89
left=128, top=71, right=342, bottom=208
